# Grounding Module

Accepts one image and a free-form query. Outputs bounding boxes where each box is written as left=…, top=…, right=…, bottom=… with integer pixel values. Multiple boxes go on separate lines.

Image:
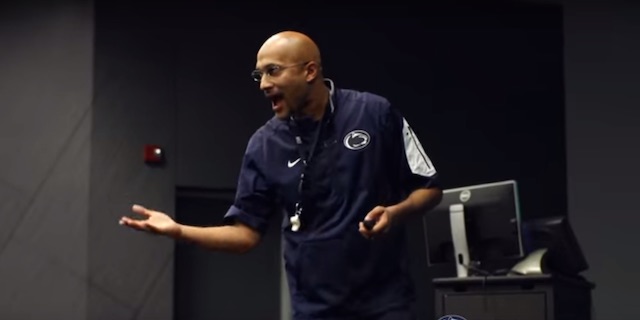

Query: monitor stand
left=449, top=204, right=470, bottom=277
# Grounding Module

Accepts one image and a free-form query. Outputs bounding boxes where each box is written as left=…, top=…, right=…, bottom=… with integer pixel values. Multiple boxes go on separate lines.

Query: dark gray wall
left=89, top=2, right=176, bottom=319
left=564, top=2, right=640, bottom=318
left=175, top=25, right=273, bottom=189
left=174, top=191, right=282, bottom=320
left=0, top=0, right=176, bottom=319
left=0, top=0, right=93, bottom=319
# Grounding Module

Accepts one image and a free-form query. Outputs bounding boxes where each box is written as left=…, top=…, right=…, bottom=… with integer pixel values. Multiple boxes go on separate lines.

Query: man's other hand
left=358, top=205, right=392, bottom=239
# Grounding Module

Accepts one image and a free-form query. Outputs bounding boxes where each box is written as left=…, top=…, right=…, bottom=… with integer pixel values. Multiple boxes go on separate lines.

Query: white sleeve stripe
left=402, top=118, right=436, bottom=177
left=408, top=127, right=432, bottom=170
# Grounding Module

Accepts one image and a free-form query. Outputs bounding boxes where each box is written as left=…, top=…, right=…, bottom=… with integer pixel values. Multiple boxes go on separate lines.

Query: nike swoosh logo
left=287, top=158, right=301, bottom=168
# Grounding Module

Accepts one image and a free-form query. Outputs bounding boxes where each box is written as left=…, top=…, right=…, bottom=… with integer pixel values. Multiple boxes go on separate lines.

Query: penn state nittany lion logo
left=437, top=315, right=467, bottom=320
left=343, top=130, right=370, bottom=150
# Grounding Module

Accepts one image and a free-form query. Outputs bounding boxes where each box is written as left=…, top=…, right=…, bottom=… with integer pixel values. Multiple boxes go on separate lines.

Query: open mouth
left=270, top=94, right=284, bottom=111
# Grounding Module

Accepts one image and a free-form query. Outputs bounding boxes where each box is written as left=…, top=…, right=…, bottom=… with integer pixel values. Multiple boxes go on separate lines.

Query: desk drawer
left=440, top=291, right=548, bottom=320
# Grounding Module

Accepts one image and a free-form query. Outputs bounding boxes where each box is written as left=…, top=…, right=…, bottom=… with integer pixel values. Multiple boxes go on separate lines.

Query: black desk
left=432, top=274, right=594, bottom=320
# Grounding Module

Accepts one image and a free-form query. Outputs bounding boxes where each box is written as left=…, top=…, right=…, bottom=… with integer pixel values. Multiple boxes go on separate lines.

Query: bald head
left=254, top=31, right=328, bottom=120
left=257, top=31, right=322, bottom=69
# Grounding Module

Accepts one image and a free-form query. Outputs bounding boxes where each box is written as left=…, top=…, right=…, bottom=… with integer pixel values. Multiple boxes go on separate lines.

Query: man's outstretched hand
left=119, top=204, right=181, bottom=238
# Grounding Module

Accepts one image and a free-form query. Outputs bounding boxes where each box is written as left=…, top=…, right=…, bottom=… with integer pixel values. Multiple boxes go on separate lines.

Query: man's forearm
left=176, top=223, right=260, bottom=254
left=387, top=187, right=443, bottom=222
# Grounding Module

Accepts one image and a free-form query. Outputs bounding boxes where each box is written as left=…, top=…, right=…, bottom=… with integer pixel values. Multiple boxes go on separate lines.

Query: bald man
left=120, top=31, right=443, bottom=320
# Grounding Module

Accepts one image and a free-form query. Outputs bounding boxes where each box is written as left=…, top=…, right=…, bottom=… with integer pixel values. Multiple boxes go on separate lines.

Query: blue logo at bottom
left=438, top=315, right=467, bottom=320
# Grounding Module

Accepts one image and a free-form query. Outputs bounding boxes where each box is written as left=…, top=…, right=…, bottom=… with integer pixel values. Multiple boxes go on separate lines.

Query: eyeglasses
left=251, top=61, right=309, bottom=82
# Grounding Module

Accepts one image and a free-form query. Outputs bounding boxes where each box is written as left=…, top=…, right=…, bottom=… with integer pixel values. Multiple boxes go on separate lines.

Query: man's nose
left=259, top=76, right=273, bottom=91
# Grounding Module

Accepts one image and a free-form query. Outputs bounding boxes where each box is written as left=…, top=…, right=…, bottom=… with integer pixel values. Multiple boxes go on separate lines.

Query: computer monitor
left=513, top=215, right=589, bottom=276
left=423, top=180, right=524, bottom=276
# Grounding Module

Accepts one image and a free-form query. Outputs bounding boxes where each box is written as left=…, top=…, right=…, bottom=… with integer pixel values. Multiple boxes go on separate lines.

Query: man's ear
left=305, top=62, right=320, bottom=83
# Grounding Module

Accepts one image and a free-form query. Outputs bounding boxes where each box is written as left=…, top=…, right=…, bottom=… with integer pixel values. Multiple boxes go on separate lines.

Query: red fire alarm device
left=144, top=145, right=164, bottom=164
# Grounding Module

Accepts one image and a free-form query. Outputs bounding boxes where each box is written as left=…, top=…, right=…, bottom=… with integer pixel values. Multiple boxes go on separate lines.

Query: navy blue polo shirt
left=223, top=79, right=439, bottom=319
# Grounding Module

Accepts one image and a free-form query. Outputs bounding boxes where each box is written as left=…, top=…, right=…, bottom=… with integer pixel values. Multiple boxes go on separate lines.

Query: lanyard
left=288, top=93, right=335, bottom=231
